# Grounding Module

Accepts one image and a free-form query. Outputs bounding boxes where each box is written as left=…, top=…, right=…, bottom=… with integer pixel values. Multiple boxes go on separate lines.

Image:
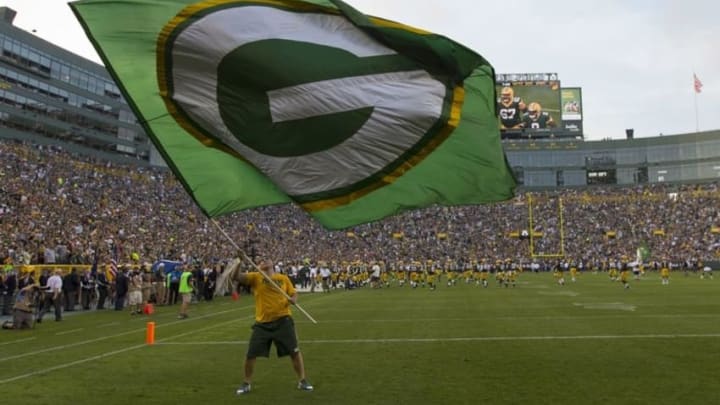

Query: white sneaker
left=297, top=379, right=314, bottom=391
left=236, top=382, right=251, bottom=395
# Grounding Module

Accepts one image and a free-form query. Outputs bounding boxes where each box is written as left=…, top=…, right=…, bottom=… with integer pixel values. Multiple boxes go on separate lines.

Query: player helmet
left=500, top=86, right=514, bottom=103
left=527, top=102, right=541, bottom=119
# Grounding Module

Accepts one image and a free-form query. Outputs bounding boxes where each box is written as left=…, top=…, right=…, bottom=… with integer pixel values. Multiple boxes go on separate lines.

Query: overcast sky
left=4, top=0, right=719, bottom=140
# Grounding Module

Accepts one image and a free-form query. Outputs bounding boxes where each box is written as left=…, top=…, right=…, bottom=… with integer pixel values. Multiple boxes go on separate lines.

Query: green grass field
left=2, top=272, right=719, bottom=405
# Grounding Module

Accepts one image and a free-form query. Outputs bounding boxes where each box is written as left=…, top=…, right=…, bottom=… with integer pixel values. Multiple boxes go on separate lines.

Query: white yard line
left=0, top=313, right=254, bottom=385
left=295, top=313, right=720, bottom=323
left=301, top=334, right=720, bottom=343
left=55, top=328, right=84, bottom=336
left=156, top=333, right=720, bottom=346
left=0, top=344, right=149, bottom=385
left=0, top=337, right=36, bottom=346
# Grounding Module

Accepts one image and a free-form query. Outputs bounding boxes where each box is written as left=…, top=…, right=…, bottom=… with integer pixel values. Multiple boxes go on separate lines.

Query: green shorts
left=247, top=316, right=299, bottom=358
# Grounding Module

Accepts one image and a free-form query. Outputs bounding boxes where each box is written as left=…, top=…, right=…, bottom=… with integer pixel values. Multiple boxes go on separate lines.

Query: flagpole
left=210, top=219, right=318, bottom=324
left=694, top=87, right=699, bottom=132
left=693, top=72, right=701, bottom=132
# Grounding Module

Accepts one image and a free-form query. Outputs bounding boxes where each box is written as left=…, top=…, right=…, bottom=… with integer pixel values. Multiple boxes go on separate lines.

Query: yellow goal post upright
left=527, top=193, right=565, bottom=259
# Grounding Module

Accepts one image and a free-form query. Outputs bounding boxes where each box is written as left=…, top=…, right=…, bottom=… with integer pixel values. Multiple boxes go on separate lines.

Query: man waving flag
left=71, top=0, right=515, bottom=229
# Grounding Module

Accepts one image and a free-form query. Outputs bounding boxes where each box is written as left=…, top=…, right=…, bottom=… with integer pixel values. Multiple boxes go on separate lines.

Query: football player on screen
left=497, top=86, right=526, bottom=129
left=521, top=102, right=556, bottom=129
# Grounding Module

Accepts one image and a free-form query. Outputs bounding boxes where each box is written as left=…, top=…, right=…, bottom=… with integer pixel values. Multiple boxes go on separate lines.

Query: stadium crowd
left=1, top=139, right=719, bottom=318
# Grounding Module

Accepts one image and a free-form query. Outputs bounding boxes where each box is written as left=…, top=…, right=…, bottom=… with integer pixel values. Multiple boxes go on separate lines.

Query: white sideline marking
left=538, top=291, right=580, bottom=297
left=0, top=314, right=254, bottom=385
left=156, top=333, right=720, bottom=346
left=0, top=306, right=251, bottom=363
left=295, top=313, right=720, bottom=324
left=573, top=302, right=637, bottom=311
left=55, top=328, right=84, bottom=336
left=0, top=337, right=36, bottom=346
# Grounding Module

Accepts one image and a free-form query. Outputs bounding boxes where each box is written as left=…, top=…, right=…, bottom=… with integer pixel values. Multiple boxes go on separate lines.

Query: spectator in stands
left=0, top=140, right=718, bottom=278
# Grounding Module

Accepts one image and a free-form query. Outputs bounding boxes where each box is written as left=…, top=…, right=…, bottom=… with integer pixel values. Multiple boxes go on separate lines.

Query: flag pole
left=210, top=219, right=318, bottom=324
left=693, top=72, right=701, bottom=132
left=694, top=88, right=699, bottom=132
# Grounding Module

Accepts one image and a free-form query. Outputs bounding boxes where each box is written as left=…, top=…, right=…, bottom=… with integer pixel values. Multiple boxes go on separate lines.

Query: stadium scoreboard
left=495, top=72, right=583, bottom=140
left=496, top=73, right=558, bottom=82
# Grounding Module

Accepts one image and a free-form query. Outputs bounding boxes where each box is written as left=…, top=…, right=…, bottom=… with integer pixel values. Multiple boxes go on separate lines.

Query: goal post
left=527, top=193, right=565, bottom=259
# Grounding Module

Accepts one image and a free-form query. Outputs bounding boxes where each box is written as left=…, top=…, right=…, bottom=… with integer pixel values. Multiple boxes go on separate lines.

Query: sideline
left=155, top=332, right=720, bottom=346
left=295, top=313, right=720, bottom=323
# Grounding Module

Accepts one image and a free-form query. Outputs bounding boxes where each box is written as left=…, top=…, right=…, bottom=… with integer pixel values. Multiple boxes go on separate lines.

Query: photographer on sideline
left=2, top=284, right=39, bottom=330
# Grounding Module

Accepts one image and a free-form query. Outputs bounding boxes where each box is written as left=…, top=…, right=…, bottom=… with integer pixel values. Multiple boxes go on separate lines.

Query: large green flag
left=71, top=0, right=516, bottom=229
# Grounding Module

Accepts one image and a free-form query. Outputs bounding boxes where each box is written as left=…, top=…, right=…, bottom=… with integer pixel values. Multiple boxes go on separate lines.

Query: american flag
left=694, top=73, right=703, bottom=93
left=109, top=258, right=118, bottom=278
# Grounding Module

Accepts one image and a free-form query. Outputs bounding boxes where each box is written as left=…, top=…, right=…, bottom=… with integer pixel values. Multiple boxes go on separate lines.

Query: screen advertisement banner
left=560, top=87, right=583, bottom=135
left=561, top=87, right=582, bottom=120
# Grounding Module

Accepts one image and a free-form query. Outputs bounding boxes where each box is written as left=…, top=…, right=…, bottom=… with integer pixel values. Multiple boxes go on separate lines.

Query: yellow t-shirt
left=246, top=272, right=296, bottom=323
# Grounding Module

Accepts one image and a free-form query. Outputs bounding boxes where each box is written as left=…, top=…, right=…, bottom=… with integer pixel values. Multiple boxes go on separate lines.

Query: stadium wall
left=505, top=130, right=720, bottom=188
left=0, top=8, right=158, bottom=165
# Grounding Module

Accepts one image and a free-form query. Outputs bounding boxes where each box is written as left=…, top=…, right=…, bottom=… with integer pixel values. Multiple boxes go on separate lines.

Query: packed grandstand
left=1, top=139, right=719, bottom=275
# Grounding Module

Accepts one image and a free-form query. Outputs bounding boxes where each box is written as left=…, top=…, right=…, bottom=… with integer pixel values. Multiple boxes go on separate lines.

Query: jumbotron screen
left=495, top=73, right=562, bottom=139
